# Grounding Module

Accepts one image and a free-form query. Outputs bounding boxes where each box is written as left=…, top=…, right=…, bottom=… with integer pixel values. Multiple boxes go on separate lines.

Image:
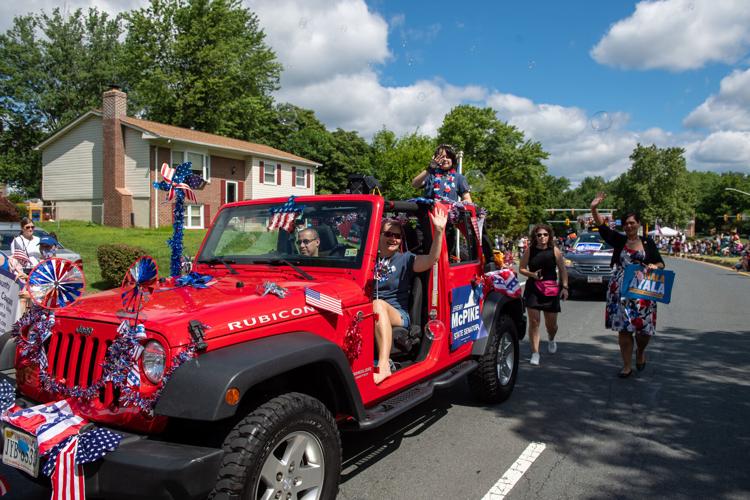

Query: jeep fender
left=472, top=292, right=526, bottom=356
left=155, top=332, right=366, bottom=422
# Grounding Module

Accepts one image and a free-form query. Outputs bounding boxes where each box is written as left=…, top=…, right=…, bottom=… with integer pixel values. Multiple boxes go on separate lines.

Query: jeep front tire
left=211, top=392, right=342, bottom=500
left=468, top=314, right=519, bottom=403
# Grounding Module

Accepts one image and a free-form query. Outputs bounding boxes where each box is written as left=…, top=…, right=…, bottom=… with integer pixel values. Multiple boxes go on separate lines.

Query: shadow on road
left=499, top=327, right=750, bottom=499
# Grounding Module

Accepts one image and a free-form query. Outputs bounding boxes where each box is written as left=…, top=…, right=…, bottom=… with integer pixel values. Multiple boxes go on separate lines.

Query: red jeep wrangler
left=7, top=194, right=525, bottom=499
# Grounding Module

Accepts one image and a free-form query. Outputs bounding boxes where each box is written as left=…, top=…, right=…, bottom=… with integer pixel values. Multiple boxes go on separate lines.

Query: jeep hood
left=58, top=276, right=366, bottom=345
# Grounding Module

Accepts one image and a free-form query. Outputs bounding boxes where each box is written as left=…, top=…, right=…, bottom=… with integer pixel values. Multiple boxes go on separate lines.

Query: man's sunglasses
left=382, top=231, right=402, bottom=239
left=296, top=238, right=317, bottom=246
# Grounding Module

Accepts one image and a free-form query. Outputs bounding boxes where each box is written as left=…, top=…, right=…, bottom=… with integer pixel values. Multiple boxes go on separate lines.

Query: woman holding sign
left=591, top=192, right=664, bottom=378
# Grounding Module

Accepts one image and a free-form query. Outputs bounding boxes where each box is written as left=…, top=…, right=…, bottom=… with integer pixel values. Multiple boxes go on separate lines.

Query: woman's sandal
left=618, top=369, right=633, bottom=378
left=636, top=361, right=646, bottom=371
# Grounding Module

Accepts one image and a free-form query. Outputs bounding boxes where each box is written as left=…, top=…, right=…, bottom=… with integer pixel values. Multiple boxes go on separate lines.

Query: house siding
left=42, top=115, right=103, bottom=201
left=124, top=127, right=151, bottom=198
left=249, top=157, right=314, bottom=200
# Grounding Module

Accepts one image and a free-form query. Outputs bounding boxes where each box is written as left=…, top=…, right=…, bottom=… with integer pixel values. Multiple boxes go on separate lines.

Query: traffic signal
left=565, top=218, right=570, bottom=226
left=738, top=213, right=743, bottom=221
left=724, top=214, right=729, bottom=222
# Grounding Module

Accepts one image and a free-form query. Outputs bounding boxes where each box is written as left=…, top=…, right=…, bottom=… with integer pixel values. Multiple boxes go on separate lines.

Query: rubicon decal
left=227, top=306, right=317, bottom=331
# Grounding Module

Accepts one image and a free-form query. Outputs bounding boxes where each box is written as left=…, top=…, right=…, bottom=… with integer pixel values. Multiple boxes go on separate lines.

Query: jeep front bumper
left=2, top=397, right=223, bottom=500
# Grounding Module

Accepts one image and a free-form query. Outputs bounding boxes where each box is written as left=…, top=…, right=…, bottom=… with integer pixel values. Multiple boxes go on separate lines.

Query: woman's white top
left=11, top=234, right=41, bottom=267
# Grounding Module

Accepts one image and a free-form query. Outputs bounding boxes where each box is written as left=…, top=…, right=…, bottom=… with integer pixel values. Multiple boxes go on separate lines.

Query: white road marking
left=481, top=441, right=546, bottom=500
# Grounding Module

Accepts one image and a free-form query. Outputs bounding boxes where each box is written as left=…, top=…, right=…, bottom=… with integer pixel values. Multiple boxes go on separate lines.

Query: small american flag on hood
left=305, top=288, right=343, bottom=315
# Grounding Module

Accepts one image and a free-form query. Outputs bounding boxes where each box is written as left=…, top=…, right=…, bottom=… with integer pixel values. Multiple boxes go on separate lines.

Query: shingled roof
left=36, top=111, right=320, bottom=167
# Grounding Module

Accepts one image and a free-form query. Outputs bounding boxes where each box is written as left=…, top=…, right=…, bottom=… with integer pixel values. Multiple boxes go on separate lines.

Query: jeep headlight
left=564, top=258, right=573, bottom=267
left=142, top=340, right=166, bottom=384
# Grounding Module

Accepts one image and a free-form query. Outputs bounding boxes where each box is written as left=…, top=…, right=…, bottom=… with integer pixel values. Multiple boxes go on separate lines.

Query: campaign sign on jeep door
left=450, top=285, right=485, bottom=350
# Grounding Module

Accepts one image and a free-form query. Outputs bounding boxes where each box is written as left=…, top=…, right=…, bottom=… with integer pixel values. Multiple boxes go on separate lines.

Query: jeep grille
left=45, top=329, right=117, bottom=405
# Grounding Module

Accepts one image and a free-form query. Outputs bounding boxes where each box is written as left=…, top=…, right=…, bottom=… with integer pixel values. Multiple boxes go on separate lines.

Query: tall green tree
left=0, top=8, right=124, bottom=195
left=688, top=171, right=750, bottom=233
left=610, top=144, right=695, bottom=228
left=370, top=129, right=436, bottom=200
left=122, top=0, right=281, bottom=140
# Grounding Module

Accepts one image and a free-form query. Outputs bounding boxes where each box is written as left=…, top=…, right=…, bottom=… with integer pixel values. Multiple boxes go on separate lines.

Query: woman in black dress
left=519, top=224, right=569, bottom=366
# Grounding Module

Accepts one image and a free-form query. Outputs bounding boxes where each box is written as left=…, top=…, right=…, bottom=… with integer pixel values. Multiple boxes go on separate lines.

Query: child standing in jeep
left=372, top=207, right=448, bottom=384
left=412, top=144, right=472, bottom=203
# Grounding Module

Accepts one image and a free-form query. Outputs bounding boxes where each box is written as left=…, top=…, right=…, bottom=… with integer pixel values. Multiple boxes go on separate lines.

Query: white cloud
left=0, top=0, right=144, bottom=31
left=684, top=68, right=750, bottom=130
left=591, top=0, right=750, bottom=71
left=687, top=130, right=750, bottom=165
left=250, top=0, right=390, bottom=87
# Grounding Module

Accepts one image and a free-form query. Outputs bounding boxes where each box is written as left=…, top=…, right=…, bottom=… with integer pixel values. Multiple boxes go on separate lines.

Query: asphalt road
left=337, top=257, right=750, bottom=500
left=3, top=257, right=749, bottom=499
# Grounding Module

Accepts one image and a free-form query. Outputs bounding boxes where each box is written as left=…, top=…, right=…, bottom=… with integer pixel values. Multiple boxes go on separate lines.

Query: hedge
left=97, top=243, right=148, bottom=285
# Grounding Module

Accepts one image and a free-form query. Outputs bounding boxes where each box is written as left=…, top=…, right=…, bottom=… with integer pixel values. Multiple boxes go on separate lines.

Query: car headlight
left=142, top=340, right=166, bottom=384
left=564, top=259, right=573, bottom=267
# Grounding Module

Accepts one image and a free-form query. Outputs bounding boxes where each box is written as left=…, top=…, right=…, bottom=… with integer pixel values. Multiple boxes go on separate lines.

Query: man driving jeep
left=297, top=228, right=320, bottom=257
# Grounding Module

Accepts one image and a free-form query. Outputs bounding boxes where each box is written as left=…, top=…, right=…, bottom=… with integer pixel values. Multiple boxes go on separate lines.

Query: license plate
left=2, top=426, right=40, bottom=477
left=587, top=276, right=603, bottom=283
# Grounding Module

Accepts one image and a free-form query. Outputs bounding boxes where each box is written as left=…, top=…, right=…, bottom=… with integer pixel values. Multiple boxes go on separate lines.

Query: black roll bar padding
left=384, top=200, right=420, bottom=212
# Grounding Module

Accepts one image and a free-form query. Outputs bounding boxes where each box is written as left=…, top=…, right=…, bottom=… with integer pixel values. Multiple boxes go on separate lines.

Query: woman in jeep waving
left=591, top=192, right=664, bottom=378
left=373, top=206, right=448, bottom=384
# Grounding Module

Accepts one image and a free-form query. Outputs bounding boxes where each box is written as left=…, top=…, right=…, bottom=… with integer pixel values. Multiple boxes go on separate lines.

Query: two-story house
left=36, top=87, right=319, bottom=229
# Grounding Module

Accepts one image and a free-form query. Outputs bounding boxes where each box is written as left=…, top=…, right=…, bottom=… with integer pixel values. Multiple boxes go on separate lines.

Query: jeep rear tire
left=210, top=392, right=341, bottom=500
left=468, top=313, right=519, bottom=403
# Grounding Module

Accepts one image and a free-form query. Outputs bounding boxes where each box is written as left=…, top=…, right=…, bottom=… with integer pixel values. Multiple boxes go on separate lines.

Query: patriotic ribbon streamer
left=51, top=436, right=84, bottom=500
left=121, top=256, right=159, bottom=313
left=27, top=258, right=84, bottom=310
left=259, top=281, right=287, bottom=298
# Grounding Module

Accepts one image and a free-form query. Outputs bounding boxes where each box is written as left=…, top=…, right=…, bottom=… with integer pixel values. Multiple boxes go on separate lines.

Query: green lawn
left=38, top=220, right=207, bottom=293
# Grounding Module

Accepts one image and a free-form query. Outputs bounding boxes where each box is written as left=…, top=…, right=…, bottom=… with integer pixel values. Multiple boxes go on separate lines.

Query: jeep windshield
left=198, top=200, right=372, bottom=269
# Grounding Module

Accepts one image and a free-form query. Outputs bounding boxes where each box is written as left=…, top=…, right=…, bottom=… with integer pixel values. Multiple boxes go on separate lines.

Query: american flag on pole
left=2, top=400, right=87, bottom=455
left=12, top=248, right=30, bottom=264
left=267, top=196, right=302, bottom=233
left=51, top=436, right=84, bottom=500
left=305, top=288, right=343, bottom=315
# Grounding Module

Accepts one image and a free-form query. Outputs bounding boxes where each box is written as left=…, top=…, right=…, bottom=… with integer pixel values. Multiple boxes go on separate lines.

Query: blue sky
left=3, top=0, right=750, bottom=182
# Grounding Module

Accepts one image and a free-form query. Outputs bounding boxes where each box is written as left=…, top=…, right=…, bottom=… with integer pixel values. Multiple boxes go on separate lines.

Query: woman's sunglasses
left=24, top=225, right=35, bottom=230
left=536, top=233, right=549, bottom=238
left=382, top=231, right=402, bottom=240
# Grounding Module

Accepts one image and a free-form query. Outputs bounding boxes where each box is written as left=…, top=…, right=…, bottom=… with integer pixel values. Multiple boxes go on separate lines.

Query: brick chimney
left=102, top=85, right=133, bottom=227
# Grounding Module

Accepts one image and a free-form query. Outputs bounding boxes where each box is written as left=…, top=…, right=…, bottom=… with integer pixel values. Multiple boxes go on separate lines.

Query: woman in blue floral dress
left=591, top=193, right=665, bottom=378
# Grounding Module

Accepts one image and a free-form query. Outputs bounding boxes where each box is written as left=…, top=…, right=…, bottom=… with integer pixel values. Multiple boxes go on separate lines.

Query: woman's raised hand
left=591, top=191, right=606, bottom=209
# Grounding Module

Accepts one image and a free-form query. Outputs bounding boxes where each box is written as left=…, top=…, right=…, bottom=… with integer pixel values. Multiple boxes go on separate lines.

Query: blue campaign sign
left=621, top=265, right=675, bottom=304
left=450, top=285, right=486, bottom=351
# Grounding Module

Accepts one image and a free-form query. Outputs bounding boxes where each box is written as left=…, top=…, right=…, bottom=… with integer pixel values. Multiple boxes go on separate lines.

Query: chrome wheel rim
left=255, top=430, right=325, bottom=500
left=496, top=331, right=514, bottom=385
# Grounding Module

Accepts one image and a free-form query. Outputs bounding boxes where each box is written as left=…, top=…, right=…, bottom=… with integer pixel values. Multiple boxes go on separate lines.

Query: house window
left=264, top=162, right=276, bottom=184
left=184, top=205, right=204, bottom=229
left=295, top=168, right=306, bottom=188
left=226, top=180, right=238, bottom=204
left=171, top=150, right=210, bottom=180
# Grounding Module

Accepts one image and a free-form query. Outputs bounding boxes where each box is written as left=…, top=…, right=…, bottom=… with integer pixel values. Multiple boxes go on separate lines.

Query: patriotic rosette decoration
left=153, top=162, right=204, bottom=204
left=482, top=268, right=522, bottom=298
left=267, top=195, right=303, bottom=233
left=27, top=258, right=85, bottom=310
left=121, top=256, right=158, bottom=313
